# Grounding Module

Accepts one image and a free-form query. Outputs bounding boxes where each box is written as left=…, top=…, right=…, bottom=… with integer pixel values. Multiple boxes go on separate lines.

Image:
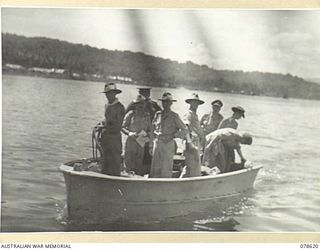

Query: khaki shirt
left=126, top=98, right=161, bottom=120
left=184, top=109, right=204, bottom=145
left=122, top=110, right=152, bottom=134
left=218, top=117, right=238, bottom=130
left=104, top=99, right=125, bottom=134
left=203, top=128, right=241, bottom=169
left=200, top=112, right=224, bottom=135
left=152, top=110, right=187, bottom=143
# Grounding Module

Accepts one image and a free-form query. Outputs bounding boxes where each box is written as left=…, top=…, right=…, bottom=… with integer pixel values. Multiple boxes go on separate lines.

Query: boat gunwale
left=59, top=160, right=262, bottom=183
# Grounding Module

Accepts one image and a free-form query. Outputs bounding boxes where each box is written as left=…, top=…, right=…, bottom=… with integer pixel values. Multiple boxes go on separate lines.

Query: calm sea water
left=1, top=75, right=320, bottom=232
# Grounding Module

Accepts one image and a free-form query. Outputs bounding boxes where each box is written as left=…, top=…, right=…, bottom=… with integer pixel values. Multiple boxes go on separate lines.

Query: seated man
left=202, top=128, right=252, bottom=173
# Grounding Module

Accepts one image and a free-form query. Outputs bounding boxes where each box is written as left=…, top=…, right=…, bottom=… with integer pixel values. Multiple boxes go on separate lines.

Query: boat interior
left=68, top=154, right=245, bottom=179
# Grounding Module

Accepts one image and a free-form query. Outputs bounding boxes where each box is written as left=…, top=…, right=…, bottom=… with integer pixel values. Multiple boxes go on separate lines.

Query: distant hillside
left=306, top=78, right=320, bottom=85
left=2, top=33, right=320, bottom=100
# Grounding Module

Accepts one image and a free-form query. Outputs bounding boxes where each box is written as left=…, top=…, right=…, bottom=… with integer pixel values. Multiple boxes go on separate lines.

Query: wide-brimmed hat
left=158, top=92, right=177, bottom=102
left=211, top=99, right=223, bottom=107
left=232, top=106, right=245, bottom=118
left=101, top=83, right=122, bottom=94
left=185, top=93, right=204, bottom=105
left=241, top=133, right=253, bottom=145
left=132, top=94, right=146, bottom=104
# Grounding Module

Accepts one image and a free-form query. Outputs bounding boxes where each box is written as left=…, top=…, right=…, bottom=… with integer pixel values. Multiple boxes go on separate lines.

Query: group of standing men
left=99, top=82, right=252, bottom=178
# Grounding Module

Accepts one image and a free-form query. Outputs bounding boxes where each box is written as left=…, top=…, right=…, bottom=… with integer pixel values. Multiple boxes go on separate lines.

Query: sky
left=2, top=8, right=320, bottom=78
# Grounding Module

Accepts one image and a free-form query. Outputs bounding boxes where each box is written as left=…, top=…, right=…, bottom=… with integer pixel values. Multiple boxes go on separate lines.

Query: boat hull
left=60, top=162, right=262, bottom=222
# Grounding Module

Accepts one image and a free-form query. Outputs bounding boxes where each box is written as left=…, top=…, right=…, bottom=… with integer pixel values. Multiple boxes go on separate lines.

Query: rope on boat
left=92, top=124, right=104, bottom=161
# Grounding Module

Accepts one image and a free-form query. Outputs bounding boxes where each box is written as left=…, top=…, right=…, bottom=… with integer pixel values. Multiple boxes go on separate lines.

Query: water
left=1, top=75, right=320, bottom=232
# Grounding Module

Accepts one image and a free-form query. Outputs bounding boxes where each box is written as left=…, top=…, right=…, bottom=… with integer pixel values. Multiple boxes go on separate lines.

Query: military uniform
left=200, top=112, right=224, bottom=135
left=183, top=109, right=204, bottom=177
left=150, top=110, right=187, bottom=178
left=126, top=98, right=161, bottom=168
left=101, top=98, right=125, bottom=176
left=218, top=117, right=238, bottom=130
left=122, top=111, right=152, bottom=175
left=203, top=128, right=242, bottom=173
left=126, top=98, right=161, bottom=120
left=218, top=106, right=245, bottom=130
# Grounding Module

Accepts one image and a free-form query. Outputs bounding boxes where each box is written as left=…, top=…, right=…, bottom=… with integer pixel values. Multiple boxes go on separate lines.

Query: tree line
left=2, top=32, right=320, bottom=100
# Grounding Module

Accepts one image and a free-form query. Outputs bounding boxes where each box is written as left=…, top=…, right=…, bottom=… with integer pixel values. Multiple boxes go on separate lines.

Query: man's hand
left=128, top=132, right=138, bottom=138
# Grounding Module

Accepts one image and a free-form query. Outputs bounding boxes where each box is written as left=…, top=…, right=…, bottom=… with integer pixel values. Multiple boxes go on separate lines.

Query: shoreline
left=3, top=71, right=320, bottom=102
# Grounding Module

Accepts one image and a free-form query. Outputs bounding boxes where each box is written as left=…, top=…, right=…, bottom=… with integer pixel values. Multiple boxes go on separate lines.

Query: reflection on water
left=2, top=75, right=320, bottom=232
left=64, top=217, right=239, bottom=232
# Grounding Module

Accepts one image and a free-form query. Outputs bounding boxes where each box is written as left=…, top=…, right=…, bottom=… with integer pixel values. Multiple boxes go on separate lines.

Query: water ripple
left=2, top=75, right=320, bottom=232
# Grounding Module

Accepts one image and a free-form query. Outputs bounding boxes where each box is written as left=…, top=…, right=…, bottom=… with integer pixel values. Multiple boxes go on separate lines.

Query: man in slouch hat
left=150, top=92, right=188, bottom=178
left=182, top=93, right=205, bottom=177
left=100, top=83, right=125, bottom=176
left=218, top=106, right=245, bottom=130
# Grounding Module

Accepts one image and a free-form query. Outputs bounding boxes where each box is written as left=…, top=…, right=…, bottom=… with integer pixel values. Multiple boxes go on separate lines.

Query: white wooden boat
left=59, top=159, right=262, bottom=223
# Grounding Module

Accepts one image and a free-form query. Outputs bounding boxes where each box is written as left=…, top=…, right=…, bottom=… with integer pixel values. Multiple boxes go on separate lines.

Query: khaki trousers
left=150, top=139, right=175, bottom=178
